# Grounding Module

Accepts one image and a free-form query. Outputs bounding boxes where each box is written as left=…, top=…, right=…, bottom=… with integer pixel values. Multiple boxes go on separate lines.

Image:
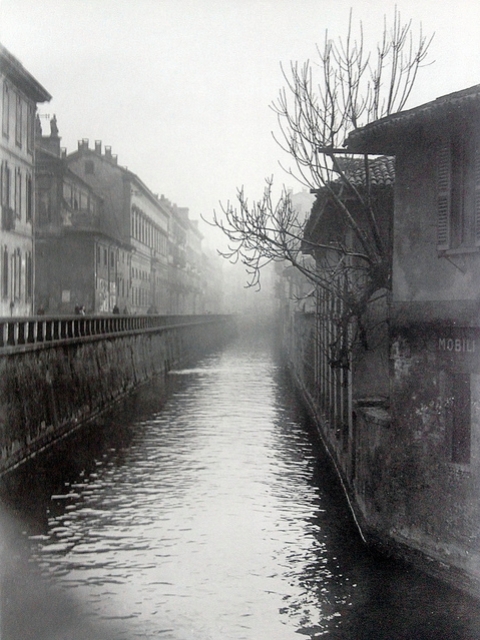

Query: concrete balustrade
left=0, top=314, right=224, bottom=351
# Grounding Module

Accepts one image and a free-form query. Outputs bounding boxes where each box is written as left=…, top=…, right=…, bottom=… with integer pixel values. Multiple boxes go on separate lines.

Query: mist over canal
left=1, top=328, right=480, bottom=640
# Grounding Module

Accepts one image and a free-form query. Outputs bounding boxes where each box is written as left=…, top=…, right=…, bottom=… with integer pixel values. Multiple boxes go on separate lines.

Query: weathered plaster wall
left=394, top=139, right=480, bottom=305
left=67, top=151, right=127, bottom=242
left=36, top=235, right=95, bottom=313
left=350, top=324, right=480, bottom=597
left=376, top=326, right=480, bottom=593
left=0, top=318, right=234, bottom=475
left=285, top=307, right=480, bottom=598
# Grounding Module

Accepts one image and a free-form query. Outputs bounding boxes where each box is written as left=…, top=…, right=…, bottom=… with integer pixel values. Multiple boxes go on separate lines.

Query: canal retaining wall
left=281, top=310, right=480, bottom=600
left=0, top=314, right=235, bottom=476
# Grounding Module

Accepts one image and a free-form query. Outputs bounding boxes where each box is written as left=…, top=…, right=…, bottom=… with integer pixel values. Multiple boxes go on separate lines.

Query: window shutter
left=437, top=142, right=451, bottom=250
left=474, top=142, right=480, bottom=246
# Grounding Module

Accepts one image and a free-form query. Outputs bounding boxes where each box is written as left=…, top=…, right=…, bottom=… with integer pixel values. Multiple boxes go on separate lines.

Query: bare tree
left=207, top=8, right=433, bottom=361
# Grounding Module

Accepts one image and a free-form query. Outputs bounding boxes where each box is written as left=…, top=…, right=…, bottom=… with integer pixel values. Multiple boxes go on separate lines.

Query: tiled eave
left=335, top=155, right=395, bottom=187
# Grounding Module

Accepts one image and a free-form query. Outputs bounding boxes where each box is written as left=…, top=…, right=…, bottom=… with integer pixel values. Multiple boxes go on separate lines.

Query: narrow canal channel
left=1, top=329, right=480, bottom=640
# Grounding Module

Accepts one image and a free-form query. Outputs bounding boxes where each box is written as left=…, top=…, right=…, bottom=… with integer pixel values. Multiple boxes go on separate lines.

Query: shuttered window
left=438, top=133, right=480, bottom=250
left=437, top=143, right=451, bottom=250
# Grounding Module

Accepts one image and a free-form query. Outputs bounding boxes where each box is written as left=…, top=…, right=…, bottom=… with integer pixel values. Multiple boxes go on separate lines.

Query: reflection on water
left=1, top=331, right=480, bottom=639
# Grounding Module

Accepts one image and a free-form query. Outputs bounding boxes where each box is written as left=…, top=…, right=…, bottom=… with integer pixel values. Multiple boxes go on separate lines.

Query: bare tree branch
left=205, top=7, right=433, bottom=362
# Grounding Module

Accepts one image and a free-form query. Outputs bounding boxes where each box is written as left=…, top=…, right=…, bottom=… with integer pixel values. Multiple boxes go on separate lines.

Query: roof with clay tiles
left=335, top=155, right=395, bottom=187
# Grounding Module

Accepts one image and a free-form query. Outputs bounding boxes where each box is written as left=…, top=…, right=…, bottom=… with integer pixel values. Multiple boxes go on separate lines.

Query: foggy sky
left=1, top=0, right=479, bottom=249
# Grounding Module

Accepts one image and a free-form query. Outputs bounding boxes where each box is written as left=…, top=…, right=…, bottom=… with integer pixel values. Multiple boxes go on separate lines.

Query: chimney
left=95, top=140, right=102, bottom=154
left=105, top=146, right=112, bottom=158
left=82, top=138, right=89, bottom=149
left=61, top=148, right=67, bottom=159
left=78, top=140, right=82, bottom=150
left=112, top=154, right=118, bottom=165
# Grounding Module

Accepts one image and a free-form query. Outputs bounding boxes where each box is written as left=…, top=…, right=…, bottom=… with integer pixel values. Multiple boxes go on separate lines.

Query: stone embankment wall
left=282, top=310, right=480, bottom=599
left=0, top=314, right=235, bottom=475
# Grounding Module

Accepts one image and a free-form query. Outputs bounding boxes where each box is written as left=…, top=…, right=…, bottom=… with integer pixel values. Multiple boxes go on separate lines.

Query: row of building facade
left=0, top=43, right=223, bottom=317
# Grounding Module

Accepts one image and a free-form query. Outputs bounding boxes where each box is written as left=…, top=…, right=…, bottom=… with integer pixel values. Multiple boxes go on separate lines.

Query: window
left=437, top=132, right=480, bottom=250
left=26, top=105, right=34, bottom=154
left=2, top=246, right=8, bottom=298
left=2, top=82, right=9, bottom=138
left=15, top=93, right=22, bottom=147
left=2, top=162, right=10, bottom=208
left=12, top=248, right=21, bottom=300
left=26, top=175, right=32, bottom=222
left=25, top=251, right=32, bottom=300
left=15, top=168, right=21, bottom=218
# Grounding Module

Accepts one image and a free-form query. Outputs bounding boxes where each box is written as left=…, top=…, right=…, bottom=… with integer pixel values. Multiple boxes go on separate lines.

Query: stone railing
left=0, top=312, right=236, bottom=476
left=0, top=313, right=228, bottom=351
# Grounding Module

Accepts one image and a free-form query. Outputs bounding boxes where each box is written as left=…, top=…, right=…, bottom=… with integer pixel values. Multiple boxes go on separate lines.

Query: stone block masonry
left=0, top=314, right=235, bottom=476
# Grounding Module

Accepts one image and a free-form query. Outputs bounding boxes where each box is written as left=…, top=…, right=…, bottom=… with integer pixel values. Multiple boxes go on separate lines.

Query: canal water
left=1, top=330, right=480, bottom=640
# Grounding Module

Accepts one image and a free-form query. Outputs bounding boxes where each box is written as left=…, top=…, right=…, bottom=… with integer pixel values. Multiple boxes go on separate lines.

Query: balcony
left=61, top=205, right=100, bottom=231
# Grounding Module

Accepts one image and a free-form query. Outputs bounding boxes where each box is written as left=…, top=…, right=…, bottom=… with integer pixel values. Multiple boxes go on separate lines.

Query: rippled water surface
left=1, top=332, right=480, bottom=639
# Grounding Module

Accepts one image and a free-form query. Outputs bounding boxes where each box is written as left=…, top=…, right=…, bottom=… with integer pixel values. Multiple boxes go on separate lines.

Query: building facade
left=67, top=140, right=170, bottom=314
left=185, top=219, right=204, bottom=314
left=281, top=163, right=394, bottom=499
left=166, top=201, right=189, bottom=314
left=343, top=84, right=480, bottom=595
left=34, top=124, right=129, bottom=314
left=0, top=44, right=50, bottom=316
left=285, top=84, right=480, bottom=596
